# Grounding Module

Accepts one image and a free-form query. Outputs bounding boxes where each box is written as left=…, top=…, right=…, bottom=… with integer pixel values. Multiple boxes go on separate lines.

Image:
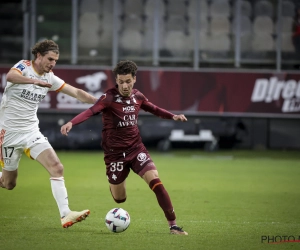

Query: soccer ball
left=105, top=208, right=130, bottom=233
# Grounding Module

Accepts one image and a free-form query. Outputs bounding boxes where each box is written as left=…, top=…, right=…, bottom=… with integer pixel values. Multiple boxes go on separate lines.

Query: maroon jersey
left=70, top=87, right=175, bottom=153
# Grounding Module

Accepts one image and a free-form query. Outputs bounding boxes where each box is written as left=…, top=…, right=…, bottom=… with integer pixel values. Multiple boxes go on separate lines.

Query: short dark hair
left=113, top=60, right=138, bottom=77
left=31, top=39, right=59, bottom=59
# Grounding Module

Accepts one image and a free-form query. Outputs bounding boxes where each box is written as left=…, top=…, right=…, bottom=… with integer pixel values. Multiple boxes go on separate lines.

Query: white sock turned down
left=50, top=177, right=71, bottom=218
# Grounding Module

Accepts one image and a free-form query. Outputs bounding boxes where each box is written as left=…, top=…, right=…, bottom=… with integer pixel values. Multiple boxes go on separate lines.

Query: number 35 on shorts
left=108, top=162, right=124, bottom=182
left=109, top=162, right=124, bottom=172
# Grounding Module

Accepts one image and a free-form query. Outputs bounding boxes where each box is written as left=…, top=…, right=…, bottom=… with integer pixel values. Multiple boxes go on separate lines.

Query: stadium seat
left=282, top=0, right=295, bottom=17
left=79, top=0, right=102, bottom=14
left=145, top=0, right=166, bottom=18
left=165, top=15, right=187, bottom=32
left=188, top=16, right=208, bottom=35
left=281, top=33, right=295, bottom=52
left=142, top=28, right=164, bottom=52
left=232, top=16, right=252, bottom=34
left=162, top=30, right=193, bottom=57
left=233, top=0, right=252, bottom=17
left=210, top=16, right=231, bottom=35
left=79, top=12, right=101, bottom=33
left=279, top=16, right=294, bottom=34
left=123, top=15, right=143, bottom=32
left=119, top=30, right=143, bottom=53
left=206, top=34, right=231, bottom=51
left=253, top=0, right=274, bottom=18
left=165, top=0, right=187, bottom=17
left=253, top=16, right=274, bottom=35
left=189, top=32, right=210, bottom=50
left=123, top=0, right=144, bottom=18
left=240, top=32, right=252, bottom=51
left=210, top=0, right=231, bottom=17
left=101, top=0, right=114, bottom=32
left=78, top=12, right=102, bottom=51
left=78, top=29, right=101, bottom=48
left=99, top=29, right=113, bottom=50
left=188, top=0, right=208, bottom=18
left=251, top=34, right=275, bottom=51
left=144, top=14, right=165, bottom=36
left=199, top=33, right=209, bottom=50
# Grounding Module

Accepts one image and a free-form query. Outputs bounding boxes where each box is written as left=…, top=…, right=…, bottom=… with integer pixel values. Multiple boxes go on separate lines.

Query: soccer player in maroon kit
left=61, top=60, right=188, bottom=235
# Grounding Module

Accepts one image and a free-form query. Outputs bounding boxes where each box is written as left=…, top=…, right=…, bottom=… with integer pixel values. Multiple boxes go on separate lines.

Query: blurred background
left=0, top=0, right=300, bottom=151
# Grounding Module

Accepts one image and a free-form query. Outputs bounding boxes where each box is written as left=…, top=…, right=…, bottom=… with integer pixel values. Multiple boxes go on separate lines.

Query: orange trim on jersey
left=11, top=68, right=22, bottom=75
left=0, top=129, right=6, bottom=167
left=56, top=82, right=66, bottom=92
left=151, top=182, right=162, bottom=190
left=23, top=60, right=31, bottom=66
left=32, top=61, right=44, bottom=76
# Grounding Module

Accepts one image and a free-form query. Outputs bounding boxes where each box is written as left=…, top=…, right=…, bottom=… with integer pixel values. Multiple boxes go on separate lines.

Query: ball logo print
left=105, top=208, right=130, bottom=233
left=137, top=152, right=147, bottom=161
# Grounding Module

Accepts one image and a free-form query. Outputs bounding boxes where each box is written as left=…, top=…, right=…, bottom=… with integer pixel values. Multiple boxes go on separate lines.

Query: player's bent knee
left=52, top=162, right=64, bottom=176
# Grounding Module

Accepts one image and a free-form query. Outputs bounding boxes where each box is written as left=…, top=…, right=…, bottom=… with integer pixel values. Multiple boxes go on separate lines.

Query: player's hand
left=33, top=80, right=52, bottom=88
left=173, top=114, right=187, bottom=122
left=61, top=122, right=73, bottom=136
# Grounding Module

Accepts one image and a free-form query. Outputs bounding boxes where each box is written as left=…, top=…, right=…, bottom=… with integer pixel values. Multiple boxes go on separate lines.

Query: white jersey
left=0, top=59, right=65, bottom=132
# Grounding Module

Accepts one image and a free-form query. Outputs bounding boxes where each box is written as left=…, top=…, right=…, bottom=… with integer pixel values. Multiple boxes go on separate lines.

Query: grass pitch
left=1, top=150, right=299, bottom=250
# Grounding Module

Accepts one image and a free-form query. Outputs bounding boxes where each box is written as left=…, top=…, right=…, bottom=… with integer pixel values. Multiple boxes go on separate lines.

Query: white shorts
left=0, top=128, right=52, bottom=171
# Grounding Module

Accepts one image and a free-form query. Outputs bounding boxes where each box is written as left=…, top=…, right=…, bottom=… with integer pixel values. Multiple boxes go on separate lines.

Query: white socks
left=50, top=177, right=71, bottom=218
left=0, top=172, right=2, bottom=178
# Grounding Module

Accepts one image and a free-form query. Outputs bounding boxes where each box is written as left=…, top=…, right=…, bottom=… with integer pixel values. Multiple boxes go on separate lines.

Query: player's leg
left=35, top=148, right=90, bottom=228
left=0, top=169, right=18, bottom=190
left=0, top=130, right=23, bottom=190
left=109, top=181, right=127, bottom=203
left=105, top=154, right=130, bottom=203
left=142, top=169, right=187, bottom=235
left=130, top=145, right=188, bottom=235
left=28, top=131, right=89, bottom=228
left=142, top=170, right=177, bottom=224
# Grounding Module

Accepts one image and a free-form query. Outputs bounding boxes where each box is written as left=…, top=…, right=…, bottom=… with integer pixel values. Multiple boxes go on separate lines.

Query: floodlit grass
left=1, top=150, right=300, bottom=250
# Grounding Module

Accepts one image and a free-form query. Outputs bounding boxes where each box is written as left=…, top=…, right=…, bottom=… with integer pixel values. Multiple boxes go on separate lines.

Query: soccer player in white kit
left=0, top=40, right=97, bottom=228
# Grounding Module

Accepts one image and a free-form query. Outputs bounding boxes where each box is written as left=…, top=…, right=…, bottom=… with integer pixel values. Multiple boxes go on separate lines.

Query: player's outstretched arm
left=61, top=122, right=73, bottom=136
left=60, top=84, right=97, bottom=104
left=6, top=69, right=52, bottom=88
left=173, top=114, right=188, bottom=122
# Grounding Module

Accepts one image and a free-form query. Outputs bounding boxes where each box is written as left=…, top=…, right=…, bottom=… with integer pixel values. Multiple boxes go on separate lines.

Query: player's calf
left=109, top=186, right=126, bottom=203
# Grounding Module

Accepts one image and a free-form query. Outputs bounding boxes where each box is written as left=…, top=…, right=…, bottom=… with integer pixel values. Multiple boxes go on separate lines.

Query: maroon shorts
left=104, top=144, right=157, bottom=184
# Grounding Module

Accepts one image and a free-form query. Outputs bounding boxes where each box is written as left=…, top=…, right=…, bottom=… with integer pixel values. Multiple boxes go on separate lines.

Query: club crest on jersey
left=137, top=153, right=147, bottom=161
left=16, top=64, right=25, bottom=71
left=115, top=97, right=122, bottom=103
left=137, top=152, right=150, bottom=166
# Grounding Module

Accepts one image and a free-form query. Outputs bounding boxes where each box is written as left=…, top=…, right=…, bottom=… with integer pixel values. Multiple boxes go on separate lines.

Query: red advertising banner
left=0, top=66, right=299, bottom=117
